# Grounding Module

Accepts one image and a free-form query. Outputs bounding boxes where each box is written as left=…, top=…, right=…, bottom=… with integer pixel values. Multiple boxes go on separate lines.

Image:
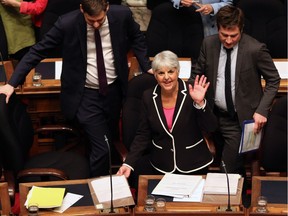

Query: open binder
left=88, top=175, right=135, bottom=210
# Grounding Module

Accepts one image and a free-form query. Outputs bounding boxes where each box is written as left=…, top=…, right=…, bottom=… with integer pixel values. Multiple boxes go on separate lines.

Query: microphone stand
left=221, top=160, right=232, bottom=211
left=104, top=135, right=115, bottom=213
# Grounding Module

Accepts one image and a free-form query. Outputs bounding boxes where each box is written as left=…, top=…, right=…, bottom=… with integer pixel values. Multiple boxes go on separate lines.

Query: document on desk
left=179, top=60, right=191, bottom=79
left=173, top=179, right=205, bottom=202
left=274, top=61, right=288, bottom=79
left=53, top=192, right=83, bottom=213
left=152, top=173, right=203, bottom=198
left=88, top=175, right=134, bottom=209
left=239, top=120, right=263, bottom=153
left=203, top=173, right=241, bottom=195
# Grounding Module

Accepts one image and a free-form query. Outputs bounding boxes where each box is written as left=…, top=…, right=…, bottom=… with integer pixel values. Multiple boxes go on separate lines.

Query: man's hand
left=116, top=165, right=131, bottom=178
left=0, top=84, right=15, bottom=103
left=253, top=113, right=267, bottom=133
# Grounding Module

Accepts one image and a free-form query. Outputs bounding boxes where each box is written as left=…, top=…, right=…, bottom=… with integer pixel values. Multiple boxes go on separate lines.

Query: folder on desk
left=88, top=175, right=134, bottom=210
left=25, top=186, right=65, bottom=208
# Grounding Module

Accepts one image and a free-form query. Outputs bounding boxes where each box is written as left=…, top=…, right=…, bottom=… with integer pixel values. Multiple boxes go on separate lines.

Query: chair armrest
left=114, top=140, right=128, bottom=163
left=35, top=124, right=80, bottom=134
left=17, top=168, right=69, bottom=181
left=2, top=170, right=15, bottom=205
left=202, top=132, right=216, bottom=156
left=34, top=124, right=81, bottom=152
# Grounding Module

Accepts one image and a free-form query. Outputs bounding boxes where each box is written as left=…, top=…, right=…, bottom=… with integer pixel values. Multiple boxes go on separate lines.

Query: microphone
left=104, top=135, right=115, bottom=213
left=221, top=160, right=232, bottom=211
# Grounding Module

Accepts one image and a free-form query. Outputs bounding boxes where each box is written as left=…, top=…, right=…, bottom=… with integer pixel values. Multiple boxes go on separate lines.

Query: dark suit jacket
left=125, top=79, right=218, bottom=173
left=190, top=33, right=280, bottom=125
left=9, top=5, right=151, bottom=120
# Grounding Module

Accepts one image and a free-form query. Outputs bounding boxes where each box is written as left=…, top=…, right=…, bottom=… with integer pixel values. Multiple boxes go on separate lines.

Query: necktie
left=95, top=29, right=108, bottom=95
left=224, top=48, right=235, bottom=117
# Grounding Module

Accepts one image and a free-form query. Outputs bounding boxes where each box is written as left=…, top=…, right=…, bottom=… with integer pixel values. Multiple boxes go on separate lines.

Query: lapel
left=211, top=40, right=221, bottom=92
left=152, top=79, right=187, bottom=133
left=107, top=11, right=120, bottom=66
left=235, top=34, right=246, bottom=93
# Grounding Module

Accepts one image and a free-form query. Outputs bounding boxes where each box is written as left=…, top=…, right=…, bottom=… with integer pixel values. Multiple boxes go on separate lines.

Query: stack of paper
left=25, top=186, right=65, bottom=208
left=203, top=173, right=241, bottom=195
left=152, top=173, right=203, bottom=198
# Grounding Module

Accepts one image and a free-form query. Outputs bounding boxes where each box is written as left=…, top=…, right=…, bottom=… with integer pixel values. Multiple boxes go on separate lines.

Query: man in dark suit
left=0, top=0, right=152, bottom=177
left=189, top=5, right=280, bottom=175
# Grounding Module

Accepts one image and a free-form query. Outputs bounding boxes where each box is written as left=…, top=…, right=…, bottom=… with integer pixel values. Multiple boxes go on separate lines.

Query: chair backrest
left=146, top=0, right=169, bottom=10
left=260, top=96, right=287, bottom=173
left=122, top=73, right=157, bottom=150
left=146, top=2, right=203, bottom=59
left=0, top=93, right=34, bottom=175
left=237, top=0, right=287, bottom=58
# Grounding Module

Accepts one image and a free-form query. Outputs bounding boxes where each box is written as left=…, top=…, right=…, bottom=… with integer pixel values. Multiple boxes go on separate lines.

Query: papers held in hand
left=25, top=186, right=65, bottom=208
left=152, top=173, right=203, bottom=198
left=239, top=120, right=263, bottom=153
left=203, top=173, right=241, bottom=195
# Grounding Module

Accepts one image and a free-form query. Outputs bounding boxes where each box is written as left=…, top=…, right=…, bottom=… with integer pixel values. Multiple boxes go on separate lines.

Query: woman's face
left=154, top=66, right=179, bottom=93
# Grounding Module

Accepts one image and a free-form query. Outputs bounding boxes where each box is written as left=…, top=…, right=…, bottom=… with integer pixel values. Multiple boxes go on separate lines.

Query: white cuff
left=193, top=98, right=207, bottom=110
left=123, top=163, right=134, bottom=171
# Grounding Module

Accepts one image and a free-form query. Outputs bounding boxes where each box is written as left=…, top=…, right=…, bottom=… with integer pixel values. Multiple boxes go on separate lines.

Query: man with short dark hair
left=189, top=5, right=280, bottom=175
left=0, top=0, right=152, bottom=177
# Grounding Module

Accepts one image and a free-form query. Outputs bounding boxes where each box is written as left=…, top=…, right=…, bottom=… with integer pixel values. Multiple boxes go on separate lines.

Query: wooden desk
left=19, top=179, right=132, bottom=216
left=135, top=175, right=245, bottom=216
left=0, top=60, right=14, bottom=81
left=249, top=176, right=288, bottom=216
left=0, top=182, right=11, bottom=216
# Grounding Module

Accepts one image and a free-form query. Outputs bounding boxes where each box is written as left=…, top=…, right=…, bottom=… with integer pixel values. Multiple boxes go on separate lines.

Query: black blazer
left=125, top=79, right=218, bottom=174
left=9, top=5, right=151, bottom=120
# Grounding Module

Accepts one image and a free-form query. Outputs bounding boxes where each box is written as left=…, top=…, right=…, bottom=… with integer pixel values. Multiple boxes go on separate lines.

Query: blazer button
left=170, top=149, right=174, bottom=152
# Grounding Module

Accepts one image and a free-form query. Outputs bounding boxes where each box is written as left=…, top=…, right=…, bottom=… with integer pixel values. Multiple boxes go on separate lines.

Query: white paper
left=53, top=193, right=83, bottom=213
left=179, top=61, right=191, bottom=79
left=90, top=175, right=132, bottom=203
left=152, top=173, right=202, bottom=198
left=203, top=173, right=241, bottom=195
left=239, top=120, right=263, bottom=153
left=55, top=61, right=62, bottom=80
left=173, top=179, right=205, bottom=202
left=274, top=61, right=288, bottom=79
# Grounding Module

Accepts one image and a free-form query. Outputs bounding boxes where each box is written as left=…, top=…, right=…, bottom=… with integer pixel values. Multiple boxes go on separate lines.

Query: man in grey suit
left=189, top=5, right=280, bottom=175
left=0, top=0, right=152, bottom=177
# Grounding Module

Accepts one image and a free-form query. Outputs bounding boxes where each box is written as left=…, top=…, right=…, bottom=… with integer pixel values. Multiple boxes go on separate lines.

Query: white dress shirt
left=214, top=44, right=238, bottom=111
left=85, top=17, right=117, bottom=89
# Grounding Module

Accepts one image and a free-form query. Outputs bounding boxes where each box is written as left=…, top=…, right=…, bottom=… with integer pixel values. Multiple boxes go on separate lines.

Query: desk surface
left=249, top=176, right=288, bottom=215
left=19, top=179, right=131, bottom=216
left=135, top=175, right=245, bottom=216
